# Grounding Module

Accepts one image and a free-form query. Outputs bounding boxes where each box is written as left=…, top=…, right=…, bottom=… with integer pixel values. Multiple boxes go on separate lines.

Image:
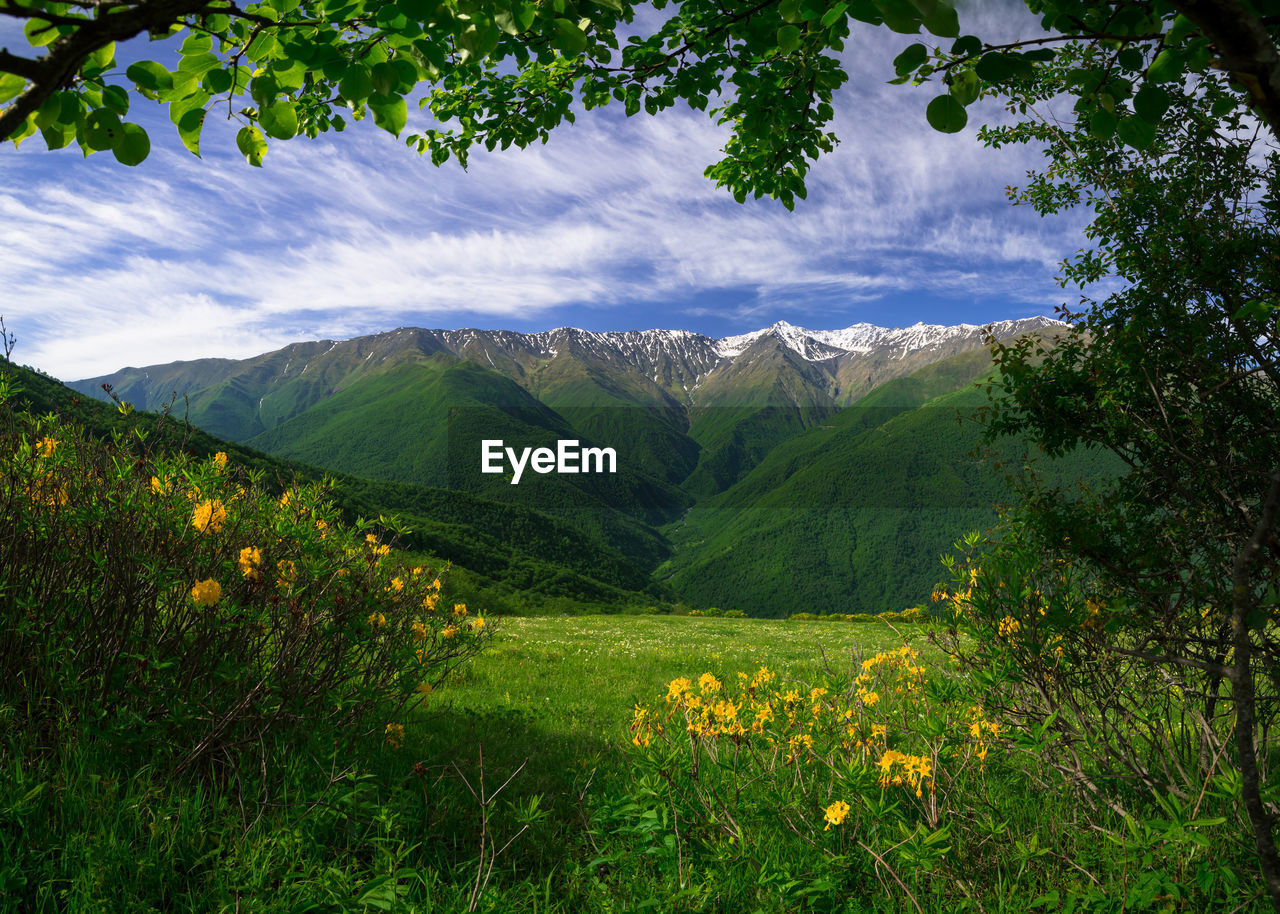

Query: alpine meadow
left=4, top=0, right=1280, bottom=911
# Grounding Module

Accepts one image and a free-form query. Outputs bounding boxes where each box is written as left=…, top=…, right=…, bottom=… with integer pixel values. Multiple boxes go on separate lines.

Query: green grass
left=4, top=613, right=1266, bottom=912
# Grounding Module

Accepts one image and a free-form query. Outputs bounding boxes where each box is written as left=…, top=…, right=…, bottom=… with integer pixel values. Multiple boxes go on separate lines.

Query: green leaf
left=1132, top=84, right=1170, bottom=123
left=921, top=2, right=958, bottom=38
left=777, top=25, right=802, bottom=55
left=126, top=60, right=174, bottom=93
left=112, top=123, right=150, bottom=165
left=552, top=18, right=588, bottom=56
left=157, top=70, right=201, bottom=103
left=259, top=100, right=299, bottom=139
left=893, top=42, right=927, bottom=77
left=202, top=68, right=234, bottom=94
left=878, top=0, right=922, bottom=33
left=339, top=66, right=374, bottom=102
left=0, top=73, right=25, bottom=105
left=1116, top=114, right=1156, bottom=149
left=948, top=68, right=979, bottom=106
left=83, top=109, right=124, bottom=151
left=1088, top=108, right=1116, bottom=140
left=236, top=125, right=268, bottom=166
left=1147, top=49, right=1181, bottom=84
left=178, top=52, right=220, bottom=76
left=270, top=59, right=308, bottom=91
left=368, top=93, right=407, bottom=136
left=1117, top=47, right=1144, bottom=71
left=102, top=84, right=130, bottom=116
left=371, top=61, right=399, bottom=96
left=951, top=34, right=981, bottom=57
left=175, top=106, right=206, bottom=156
left=820, top=3, right=848, bottom=27
left=974, top=52, right=1032, bottom=82
left=88, top=43, right=116, bottom=71
left=925, top=94, right=966, bottom=132
left=180, top=32, right=213, bottom=56
left=1231, top=299, right=1278, bottom=322
left=35, top=91, right=77, bottom=130
left=24, top=18, right=59, bottom=48
left=8, top=113, right=38, bottom=146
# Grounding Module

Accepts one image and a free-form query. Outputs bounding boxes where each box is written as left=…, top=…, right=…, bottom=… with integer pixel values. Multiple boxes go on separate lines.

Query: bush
left=0, top=383, right=487, bottom=773
left=722, top=609, right=746, bottom=618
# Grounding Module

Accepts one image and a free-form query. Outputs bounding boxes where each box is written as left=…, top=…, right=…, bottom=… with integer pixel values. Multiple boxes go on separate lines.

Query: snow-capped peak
left=713, top=317, right=1060, bottom=362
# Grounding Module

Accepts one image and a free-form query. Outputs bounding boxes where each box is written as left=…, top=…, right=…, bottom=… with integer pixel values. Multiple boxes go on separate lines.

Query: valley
left=66, top=316, right=1106, bottom=617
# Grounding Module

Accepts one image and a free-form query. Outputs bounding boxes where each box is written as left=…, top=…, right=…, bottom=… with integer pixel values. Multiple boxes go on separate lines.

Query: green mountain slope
left=661, top=374, right=1120, bottom=616
left=2, top=361, right=669, bottom=612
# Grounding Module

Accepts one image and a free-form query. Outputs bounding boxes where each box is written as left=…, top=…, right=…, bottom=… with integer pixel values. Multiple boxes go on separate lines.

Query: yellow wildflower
left=368, top=612, right=386, bottom=629
left=422, top=594, right=439, bottom=612
left=470, top=616, right=485, bottom=631
left=238, top=546, right=261, bottom=580
left=823, top=800, right=850, bottom=830
left=276, top=559, right=297, bottom=588
left=192, top=499, right=227, bottom=534
left=386, top=576, right=405, bottom=594
left=666, top=677, right=692, bottom=702
left=190, top=578, right=222, bottom=606
left=385, top=722, right=405, bottom=749
left=998, top=615, right=1021, bottom=637
left=150, top=475, right=166, bottom=494
left=212, top=451, right=228, bottom=471
left=698, top=672, right=721, bottom=694
left=411, top=620, right=429, bottom=641
left=442, top=624, right=459, bottom=638
left=36, top=436, right=57, bottom=458
left=861, top=691, right=880, bottom=706
left=452, top=602, right=467, bottom=617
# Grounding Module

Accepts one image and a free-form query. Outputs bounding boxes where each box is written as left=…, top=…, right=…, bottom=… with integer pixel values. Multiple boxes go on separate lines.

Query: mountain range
left=67, top=316, right=1103, bottom=616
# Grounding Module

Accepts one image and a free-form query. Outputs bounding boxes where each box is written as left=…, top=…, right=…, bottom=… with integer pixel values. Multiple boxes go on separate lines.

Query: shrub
left=0, top=383, right=487, bottom=773
left=722, top=609, right=746, bottom=618
left=615, top=650, right=1002, bottom=909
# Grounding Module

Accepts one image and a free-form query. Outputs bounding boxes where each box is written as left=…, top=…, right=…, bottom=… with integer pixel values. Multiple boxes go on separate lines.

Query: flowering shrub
left=614, top=645, right=1004, bottom=905
left=0, top=383, right=487, bottom=772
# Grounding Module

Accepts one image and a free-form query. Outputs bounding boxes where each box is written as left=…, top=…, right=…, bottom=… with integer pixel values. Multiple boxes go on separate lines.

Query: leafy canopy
left=7, top=0, right=1279, bottom=208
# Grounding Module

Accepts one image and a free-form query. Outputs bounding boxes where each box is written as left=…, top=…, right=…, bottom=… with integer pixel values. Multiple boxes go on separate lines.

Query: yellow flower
left=368, top=611, right=386, bottom=629
left=276, top=559, right=297, bottom=588
left=411, top=620, right=429, bottom=641
left=280, top=490, right=292, bottom=508
left=666, top=677, right=692, bottom=702
left=191, top=578, right=222, bottom=606
left=823, top=800, right=850, bottom=830
left=452, top=602, right=467, bottom=617
left=150, top=475, right=166, bottom=494
left=238, top=546, right=261, bottom=580
left=191, top=499, right=227, bottom=534
left=386, top=576, right=405, bottom=594
left=385, top=722, right=405, bottom=749
left=698, top=673, right=721, bottom=694
left=861, top=691, right=880, bottom=706
left=212, top=451, right=228, bottom=471
left=36, top=436, right=57, bottom=458
left=442, top=624, right=459, bottom=638
left=998, top=615, right=1021, bottom=637
left=422, top=594, right=439, bottom=612
left=470, top=616, right=486, bottom=631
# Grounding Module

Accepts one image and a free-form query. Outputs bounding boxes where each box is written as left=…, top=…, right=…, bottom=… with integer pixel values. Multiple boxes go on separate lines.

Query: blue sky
left=0, top=3, right=1087, bottom=381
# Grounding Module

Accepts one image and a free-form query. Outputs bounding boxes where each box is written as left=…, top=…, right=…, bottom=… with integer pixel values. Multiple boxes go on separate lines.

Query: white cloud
left=2, top=3, right=1086, bottom=380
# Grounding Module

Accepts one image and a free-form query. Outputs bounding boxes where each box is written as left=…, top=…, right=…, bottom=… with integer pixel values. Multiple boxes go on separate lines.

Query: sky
left=0, top=2, right=1090, bottom=382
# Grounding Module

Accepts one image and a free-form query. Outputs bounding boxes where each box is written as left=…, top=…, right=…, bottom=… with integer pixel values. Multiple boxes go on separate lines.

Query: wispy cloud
left=2, top=2, right=1088, bottom=380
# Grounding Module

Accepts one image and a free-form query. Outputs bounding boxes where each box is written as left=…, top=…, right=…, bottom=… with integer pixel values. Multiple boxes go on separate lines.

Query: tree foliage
left=8, top=0, right=1279, bottom=208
